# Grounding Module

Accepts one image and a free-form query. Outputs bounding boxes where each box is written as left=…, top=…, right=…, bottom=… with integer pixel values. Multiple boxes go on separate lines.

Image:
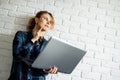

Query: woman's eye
left=43, top=17, right=48, bottom=21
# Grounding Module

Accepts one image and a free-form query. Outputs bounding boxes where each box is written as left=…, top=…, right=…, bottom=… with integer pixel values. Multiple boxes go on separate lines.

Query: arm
left=13, top=31, right=34, bottom=64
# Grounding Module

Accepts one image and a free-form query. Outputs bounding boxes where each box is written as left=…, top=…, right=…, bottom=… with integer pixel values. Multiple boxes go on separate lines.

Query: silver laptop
left=32, top=37, right=86, bottom=74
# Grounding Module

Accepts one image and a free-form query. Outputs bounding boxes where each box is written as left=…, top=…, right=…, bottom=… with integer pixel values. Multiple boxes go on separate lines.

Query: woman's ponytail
left=26, top=17, right=36, bottom=31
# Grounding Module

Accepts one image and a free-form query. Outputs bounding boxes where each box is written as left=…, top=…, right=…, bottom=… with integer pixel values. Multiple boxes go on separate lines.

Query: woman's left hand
left=43, top=66, right=58, bottom=74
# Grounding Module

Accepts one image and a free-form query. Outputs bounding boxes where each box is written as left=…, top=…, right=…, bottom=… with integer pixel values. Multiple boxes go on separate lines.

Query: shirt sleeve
left=13, top=31, right=34, bottom=61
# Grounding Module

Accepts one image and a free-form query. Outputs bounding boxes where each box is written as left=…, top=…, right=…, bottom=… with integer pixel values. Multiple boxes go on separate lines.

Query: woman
left=8, top=11, right=58, bottom=80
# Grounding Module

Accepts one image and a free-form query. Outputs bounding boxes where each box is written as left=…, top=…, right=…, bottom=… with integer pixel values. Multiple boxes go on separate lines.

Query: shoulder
left=15, top=31, right=30, bottom=37
left=15, top=31, right=27, bottom=35
left=13, top=31, right=29, bottom=40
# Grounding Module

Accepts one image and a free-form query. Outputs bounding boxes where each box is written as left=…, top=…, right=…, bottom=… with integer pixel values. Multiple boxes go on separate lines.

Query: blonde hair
left=27, top=11, right=54, bottom=31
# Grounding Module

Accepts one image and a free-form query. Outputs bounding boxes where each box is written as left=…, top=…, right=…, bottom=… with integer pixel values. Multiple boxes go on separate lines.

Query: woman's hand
left=31, top=28, right=44, bottom=43
left=43, top=66, right=58, bottom=74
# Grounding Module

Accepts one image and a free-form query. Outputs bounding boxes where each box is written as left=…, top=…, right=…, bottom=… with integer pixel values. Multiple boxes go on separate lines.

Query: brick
left=104, top=47, right=120, bottom=56
left=97, top=39, right=114, bottom=48
left=83, top=57, right=101, bottom=66
left=81, top=23, right=99, bottom=32
left=54, top=13, right=70, bottom=21
left=72, top=77, right=92, bottom=80
left=0, top=34, right=13, bottom=43
left=38, top=0, right=54, bottom=5
left=101, top=74, right=110, bottom=80
left=69, top=25, right=88, bottom=36
left=86, top=44, right=104, bottom=53
left=71, top=15, right=88, bottom=23
left=106, top=22, right=120, bottom=30
left=3, top=56, right=12, bottom=65
left=0, top=49, right=12, bottom=57
left=92, top=66, right=110, bottom=74
left=87, top=31, right=105, bottom=39
left=0, top=28, right=12, bottom=35
left=0, top=21, right=4, bottom=28
left=113, top=55, right=120, bottom=63
left=0, top=71, right=11, bottom=80
left=60, top=33, right=78, bottom=41
left=82, top=72, right=101, bottom=80
left=102, top=60, right=119, bottom=69
left=114, top=17, right=120, bottom=24
left=96, top=0, right=109, bottom=3
left=62, top=8, right=79, bottom=16
left=0, top=16, right=15, bottom=23
left=14, top=18, right=28, bottom=26
left=54, top=17, right=62, bottom=25
left=74, top=5, right=89, bottom=13
left=105, top=35, right=120, bottom=43
left=0, top=0, right=9, bottom=4
left=115, top=6, right=120, bottom=12
left=107, top=11, right=120, bottom=17
left=0, top=41, right=12, bottom=50
left=109, top=76, right=120, bottom=80
left=117, top=30, right=120, bottom=36
left=84, top=50, right=94, bottom=58
left=81, top=0, right=97, bottom=7
left=4, top=23, right=23, bottom=30
left=63, top=20, right=80, bottom=27
left=89, top=19, right=105, bottom=27
left=79, top=11, right=96, bottom=19
left=102, top=74, right=120, bottom=80
left=64, top=0, right=80, bottom=6
left=0, top=3, right=17, bottom=11
left=96, top=15, right=113, bottom=22
left=98, top=3, right=115, bottom=10
left=110, top=0, right=120, bottom=6
left=79, top=36, right=96, bottom=44
left=27, top=2, right=44, bottom=8
left=17, top=7, right=34, bottom=14
left=99, top=27, right=116, bottom=36
left=89, top=7, right=106, bottom=15
left=54, top=24, right=69, bottom=33
left=9, top=0, right=27, bottom=6
left=8, top=11, right=27, bottom=18
left=95, top=52, right=112, bottom=61
left=111, top=69, right=120, bottom=77
left=45, top=29, right=61, bottom=38
left=54, top=74, right=71, bottom=80
left=0, top=9, right=8, bottom=16
left=55, top=0, right=72, bottom=8
left=115, top=42, right=120, bottom=49
left=0, top=62, right=11, bottom=71
left=75, top=63, right=92, bottom=72
left=44, top=5, right=62, bottom=13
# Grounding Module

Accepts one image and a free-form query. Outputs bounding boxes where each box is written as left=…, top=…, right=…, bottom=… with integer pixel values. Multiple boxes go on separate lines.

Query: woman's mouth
left=45, top=25, right=49, bottom=28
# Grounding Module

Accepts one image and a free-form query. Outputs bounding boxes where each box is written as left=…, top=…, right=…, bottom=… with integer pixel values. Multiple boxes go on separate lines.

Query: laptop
left=32, top=37, right=86, bottom=74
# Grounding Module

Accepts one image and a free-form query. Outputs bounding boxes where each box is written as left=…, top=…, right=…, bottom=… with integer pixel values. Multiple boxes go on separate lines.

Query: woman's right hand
left=31, top=28, right=44, bottom=43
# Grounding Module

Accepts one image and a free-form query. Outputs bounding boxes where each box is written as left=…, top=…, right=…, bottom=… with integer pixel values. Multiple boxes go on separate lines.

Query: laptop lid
left=32, top=37, right=86, bottom=74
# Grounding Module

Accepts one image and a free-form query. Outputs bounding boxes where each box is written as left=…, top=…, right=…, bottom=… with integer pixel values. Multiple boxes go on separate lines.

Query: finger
left=51, top=67, right=58, bottom=74
left=43, top=68, right=52, bottom=73
left=39, top=27, right=43, bottom=32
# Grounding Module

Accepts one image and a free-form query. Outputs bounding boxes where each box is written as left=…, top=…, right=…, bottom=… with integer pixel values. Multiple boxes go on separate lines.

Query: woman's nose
left=47, top=21, right=50, bottom=25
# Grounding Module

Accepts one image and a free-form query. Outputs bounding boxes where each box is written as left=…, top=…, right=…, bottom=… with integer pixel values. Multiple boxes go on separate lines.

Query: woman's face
left=35, top=13, right=53, bottom=31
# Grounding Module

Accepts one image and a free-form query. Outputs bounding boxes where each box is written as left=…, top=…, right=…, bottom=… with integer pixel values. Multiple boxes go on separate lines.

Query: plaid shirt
left=8, top=31, right=48, bottom=80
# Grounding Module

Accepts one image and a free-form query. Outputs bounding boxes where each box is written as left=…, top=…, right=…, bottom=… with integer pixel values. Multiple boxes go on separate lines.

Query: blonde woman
left=8, top=11, right=58, bottom=80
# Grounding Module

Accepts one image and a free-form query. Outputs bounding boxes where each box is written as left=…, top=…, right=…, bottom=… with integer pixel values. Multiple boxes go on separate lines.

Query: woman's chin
left=42, top=28, right=49, bottom=31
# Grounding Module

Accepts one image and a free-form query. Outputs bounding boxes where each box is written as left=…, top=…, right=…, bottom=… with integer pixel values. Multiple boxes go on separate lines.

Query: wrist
left=31, top=38, right=38, bottom=43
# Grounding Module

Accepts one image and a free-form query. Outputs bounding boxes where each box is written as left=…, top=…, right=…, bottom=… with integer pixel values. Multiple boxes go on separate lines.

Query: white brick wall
left=0, top=0, right=120, bottom=80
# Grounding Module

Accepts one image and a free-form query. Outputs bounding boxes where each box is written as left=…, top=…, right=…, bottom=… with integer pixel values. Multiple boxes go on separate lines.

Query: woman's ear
left=35, top=17, right=39, bottom=24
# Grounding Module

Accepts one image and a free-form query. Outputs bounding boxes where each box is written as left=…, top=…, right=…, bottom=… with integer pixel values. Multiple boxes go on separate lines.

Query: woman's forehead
left=41, top=13, right=51, bottom=18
